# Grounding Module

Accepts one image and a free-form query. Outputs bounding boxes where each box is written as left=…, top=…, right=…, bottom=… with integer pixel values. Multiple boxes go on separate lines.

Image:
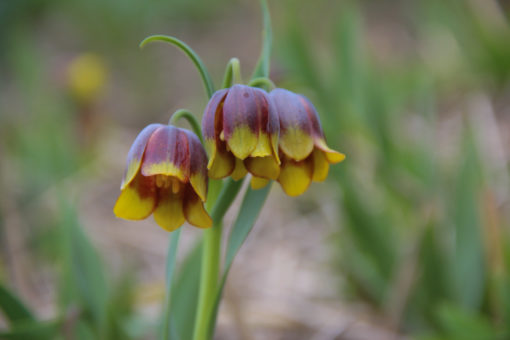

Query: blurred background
left=1, top=0, right=510, bottom=339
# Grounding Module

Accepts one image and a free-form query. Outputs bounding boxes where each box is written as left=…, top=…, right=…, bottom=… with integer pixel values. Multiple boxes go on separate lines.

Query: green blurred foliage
left=1, top=0, right=510, bottom=339
left=277, top=0, right=510, bottom=338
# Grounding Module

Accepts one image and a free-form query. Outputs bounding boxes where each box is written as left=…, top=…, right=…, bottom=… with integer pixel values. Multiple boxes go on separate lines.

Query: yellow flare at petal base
left=231, top=158, right=248, bottom=181
left=227, top=126, right=258, bottom=160
left=251, top=177, right=270, bottom=190
left=114, top=174, right=155, bottom=220
left=311, top=149, right=330, bottom=182
left=184, top=194, right=212, bottom=229
left=280, top=127, right=314, bottom=161
left=244, top=156, right=280, bottom=180
left=153, top=191, right=185, bottom=232
left=278, top=159, right=313, bottom=197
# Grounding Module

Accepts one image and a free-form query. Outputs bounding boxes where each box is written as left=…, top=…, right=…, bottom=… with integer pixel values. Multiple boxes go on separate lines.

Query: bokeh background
left=2, top=0, right=510, bottom=339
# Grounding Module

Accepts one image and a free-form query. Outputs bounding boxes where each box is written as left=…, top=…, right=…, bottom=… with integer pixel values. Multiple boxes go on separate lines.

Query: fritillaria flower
left=113, top=124, right=212, bottom=231
left=202, top=84, right=280, bottom=184
left=269, top=88, right=345, bottom=196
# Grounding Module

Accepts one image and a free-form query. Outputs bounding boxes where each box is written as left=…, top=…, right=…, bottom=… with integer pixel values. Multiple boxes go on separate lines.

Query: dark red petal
left=121, top=123, right=163, bottom=189
left=298, top=94, right=325, bottom=140
left=270, top=88, right=314, bottom=161
left=141, top=125, right=190, bottom=180
left=222, top=84, right=260, bottom=137
left=202, top=88, right=228, bottom=141
left=183, top=129, right=208, bottom=201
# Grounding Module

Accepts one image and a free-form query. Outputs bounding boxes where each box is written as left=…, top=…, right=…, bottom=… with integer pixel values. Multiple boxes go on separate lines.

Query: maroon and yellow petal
left=207, top=144, right=235, bottom=179
left=183, top=190, right=212, bottom=228
left=141, top=126, right=189, bottom=181
left=231, top=157, right=248, bottom=181
left=244, top=156, right=280, bottom=180
left=153, top=189, right=185, bottom=232
left=202, top=89, right=228, bottom=141
left=277, top=157, right=313, bottom=197
left=227, top=125, right=258, bottom=160
left=311, top=148, right=330, bottom=182
left=251, top=176, right=270, bottom=190
left=270, top=88, right=314, bottom=161
left=121, top=124, right=162, bottom=189
left=251, top=132, right=273, bottom=157
left=185, top=130, right=208, bottom=202
left=279, top=126, right=314, bottom=161
left=266, top=96, right=281, bottom=164
left=223, top=85, right=260, bottom=159
left=298, top=95, right=324, bottom=140
left=114, top=171, right=156, bottom=220
left=314, top=139, right=346, bottom=164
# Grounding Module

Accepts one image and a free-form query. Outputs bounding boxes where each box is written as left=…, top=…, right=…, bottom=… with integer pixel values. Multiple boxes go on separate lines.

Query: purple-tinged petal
left=223, top=84, right=260, bottom=159
left=183, top=129, right=208, bottom=202
left=270, top=88, right=314, bottom=161
left=141, top=125, right=190, bottom=181
left=121, top=123, right=162, bottom=189
left=202, top=89, right=228, bottom=141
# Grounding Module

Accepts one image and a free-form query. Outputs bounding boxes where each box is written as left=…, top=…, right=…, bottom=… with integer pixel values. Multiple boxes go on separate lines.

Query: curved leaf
left=0, top=284, right=34, bottom=324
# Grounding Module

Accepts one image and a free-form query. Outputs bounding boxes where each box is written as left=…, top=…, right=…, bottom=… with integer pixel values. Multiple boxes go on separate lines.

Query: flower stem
left=169, top=109, right=204, bottom=144
left=192, top=221, right=222, bottom=340
left=140, top=35, right=215, bottom=98
left=192, top=178, right=244, bottom=340
left=221, top=58, right=242, bottom=89
left=162, top=228, right=182, bottom=340
left=248, top=77, right=275, bottom=91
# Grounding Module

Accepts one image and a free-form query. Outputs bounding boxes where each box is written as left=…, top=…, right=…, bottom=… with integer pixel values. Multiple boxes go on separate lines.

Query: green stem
left=221, top=58, right=242, bottom=89
left=192, top=179, right=244, bottom=340
left=140, top=35, right=215, bottom=98
left=248, top=77, right=275, bottom=90
left=169, top=109, right=204, bottom=144
left=162, top=228, right=182, bottom=340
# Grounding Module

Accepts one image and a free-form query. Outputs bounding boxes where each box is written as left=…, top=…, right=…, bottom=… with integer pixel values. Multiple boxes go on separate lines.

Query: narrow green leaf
left=224, top=185, right=271, bottom=269
left=58, top=198, right=108, bottom=334
left=208, top=184, right=271, bottom=338
left=435, top=304, right=501, bottom=340
left=0, top=320, right=59, bottom=340
left=210, top=179, right=244, bottom=222
left=140, top=35, right=215, bottom=98
left=161, top=229, right=182, bottom=340
left=452, top=134, right=484, bottom=309
left=251, top=0, right=272, bottom=80
left=169, top=242, right=202, bottom=340
left=0, top=284, right=34, bottom=324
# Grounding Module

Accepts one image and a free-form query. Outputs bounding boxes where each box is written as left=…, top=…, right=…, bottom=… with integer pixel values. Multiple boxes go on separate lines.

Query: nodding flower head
left=202, top=84, right=280, bottom=183
left=113, top=124, right=212, bottom=231
left=269, top=88, right=345, bottom=196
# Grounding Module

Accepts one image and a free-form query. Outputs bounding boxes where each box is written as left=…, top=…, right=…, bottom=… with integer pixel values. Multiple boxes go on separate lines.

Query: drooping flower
left=202, top=84, right=280, bottom=184
left=269, top=88, right=345, bottom=196
left=113, top=124, right=212, bottom=231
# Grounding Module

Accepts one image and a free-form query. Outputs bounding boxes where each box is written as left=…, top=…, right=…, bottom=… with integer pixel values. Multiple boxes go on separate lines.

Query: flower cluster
left=114, top=85, right=344, bottom=231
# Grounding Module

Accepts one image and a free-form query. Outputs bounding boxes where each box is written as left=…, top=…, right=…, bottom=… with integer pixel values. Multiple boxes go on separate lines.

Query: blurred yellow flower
left=67, top=53, right=107, bottom=103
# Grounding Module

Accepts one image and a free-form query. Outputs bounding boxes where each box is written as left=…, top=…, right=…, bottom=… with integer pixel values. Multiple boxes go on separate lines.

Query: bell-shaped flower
left=113, top=124, right=212, bottom=231
left=202, top=84, right=280, bottom=182
left=269, top=88, right=345, bottom=196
